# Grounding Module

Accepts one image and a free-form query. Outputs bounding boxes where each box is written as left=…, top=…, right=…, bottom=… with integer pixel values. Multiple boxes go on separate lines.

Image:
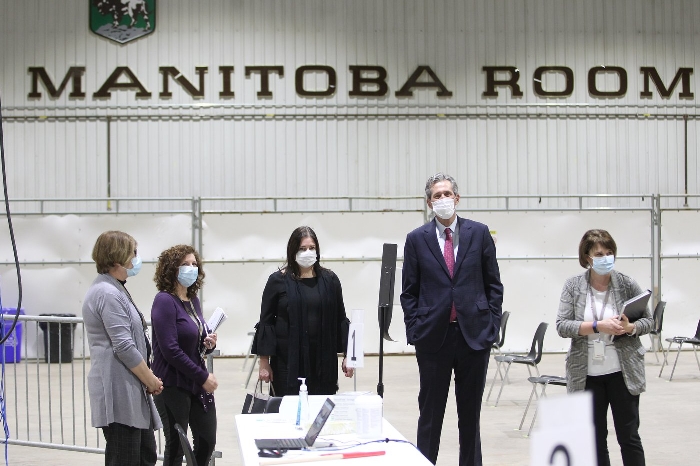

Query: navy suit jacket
left=401, top=216, right=504, bottom=353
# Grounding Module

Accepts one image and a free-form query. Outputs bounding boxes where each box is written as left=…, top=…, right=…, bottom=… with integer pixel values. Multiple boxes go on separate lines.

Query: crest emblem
left=90, top=0, right=156, bottom=44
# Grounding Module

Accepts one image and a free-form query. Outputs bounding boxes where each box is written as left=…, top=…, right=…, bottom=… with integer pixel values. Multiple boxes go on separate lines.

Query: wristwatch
left=592, top=320, right=599, bottom=333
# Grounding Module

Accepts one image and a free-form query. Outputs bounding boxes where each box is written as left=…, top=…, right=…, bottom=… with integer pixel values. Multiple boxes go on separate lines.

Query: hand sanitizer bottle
left=296, top=377, right=309, bottom=429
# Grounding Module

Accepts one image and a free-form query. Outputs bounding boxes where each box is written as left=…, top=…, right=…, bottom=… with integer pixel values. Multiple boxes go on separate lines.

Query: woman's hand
left=203, top=373, right=218, bottom=393
left=258, top=357, right=273, bottom=383
left=204, top=333, right=217, bottom=350
left=597, top=316, right=625, bottom=335
left=148, top=376, right=164, bottom=395
left=619, top=314, right=636, bottom=334
left=342, top=357, right=354, bottom=378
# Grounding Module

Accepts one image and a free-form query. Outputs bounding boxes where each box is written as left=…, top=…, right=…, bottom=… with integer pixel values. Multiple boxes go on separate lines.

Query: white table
left=235, top=414, right=432, bottom=466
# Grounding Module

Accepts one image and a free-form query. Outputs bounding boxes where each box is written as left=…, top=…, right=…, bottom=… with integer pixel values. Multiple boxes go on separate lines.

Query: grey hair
left=424, top=173, right=459, bottom=200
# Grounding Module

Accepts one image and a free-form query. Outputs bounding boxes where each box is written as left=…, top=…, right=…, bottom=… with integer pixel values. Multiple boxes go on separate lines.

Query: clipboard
left=620, top=289, right=651, bottom=322
left=613, top=289, right=651, bottom=341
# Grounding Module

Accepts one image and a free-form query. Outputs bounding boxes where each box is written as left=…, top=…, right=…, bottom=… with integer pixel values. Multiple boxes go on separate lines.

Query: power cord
left=0, top=95, right=23, bottom=347
left=305, top=437, right=417, bottom=452
left=0, top=93, right=24, bottom=466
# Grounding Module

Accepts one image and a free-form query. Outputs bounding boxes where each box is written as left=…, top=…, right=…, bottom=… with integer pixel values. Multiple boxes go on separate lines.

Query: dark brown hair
left=92, top=231, right=136, bottom=274
left=154, top=244, right=204, bottom=299
left=578, top=229, right=617, bottom=268
left=283, top=226, right=326, bottom=279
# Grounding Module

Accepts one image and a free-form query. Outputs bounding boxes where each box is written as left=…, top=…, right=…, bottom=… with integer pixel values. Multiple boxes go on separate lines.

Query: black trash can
left=39, top=314, right=77, bottom=363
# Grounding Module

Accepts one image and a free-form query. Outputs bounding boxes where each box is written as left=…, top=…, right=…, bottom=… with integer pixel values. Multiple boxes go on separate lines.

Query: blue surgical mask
left=178, top=265, right=199, bottom=287
left=590, top=255, right=614, bottom=275
left=126, top=255, right=142, bottom=277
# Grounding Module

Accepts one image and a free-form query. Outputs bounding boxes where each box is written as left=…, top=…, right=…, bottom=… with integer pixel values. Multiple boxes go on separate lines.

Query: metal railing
left=0, top=314, right=221, bottom=464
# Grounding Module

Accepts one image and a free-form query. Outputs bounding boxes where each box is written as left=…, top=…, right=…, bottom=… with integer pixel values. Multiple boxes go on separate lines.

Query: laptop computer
left=254, top=398, right=335, bottom=450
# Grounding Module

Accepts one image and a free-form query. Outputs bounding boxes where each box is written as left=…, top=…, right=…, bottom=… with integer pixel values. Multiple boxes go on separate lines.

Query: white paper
left=331, top=391, right=372, bottom=421
left=346, top=310, right=365, bottom=368
left=538, top=391, right=593, bottom=428
left=530, top=392, right=596, bottom=466
left=206, top=307, right=228, bottom=333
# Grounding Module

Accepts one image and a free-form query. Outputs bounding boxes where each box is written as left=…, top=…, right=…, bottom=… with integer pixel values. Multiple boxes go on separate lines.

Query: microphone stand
left=377, top=305, right=387, bottom=398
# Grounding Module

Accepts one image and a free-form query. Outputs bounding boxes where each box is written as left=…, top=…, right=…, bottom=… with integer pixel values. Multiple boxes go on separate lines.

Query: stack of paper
left=206, top=307, right=228, bottom=333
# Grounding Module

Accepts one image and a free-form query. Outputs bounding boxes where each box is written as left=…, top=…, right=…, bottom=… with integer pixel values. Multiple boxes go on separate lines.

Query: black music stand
left=377, top=243, right=397, bottom=398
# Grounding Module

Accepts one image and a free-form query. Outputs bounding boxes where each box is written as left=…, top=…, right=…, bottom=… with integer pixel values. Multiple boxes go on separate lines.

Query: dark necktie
left=444, top=228, right=457, bottom=322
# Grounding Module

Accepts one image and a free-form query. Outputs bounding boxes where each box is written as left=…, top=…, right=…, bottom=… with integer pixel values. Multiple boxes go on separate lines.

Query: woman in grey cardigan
left=82, top=231, right=163, bottom=466
left=556, top=229, right=653, bottom=466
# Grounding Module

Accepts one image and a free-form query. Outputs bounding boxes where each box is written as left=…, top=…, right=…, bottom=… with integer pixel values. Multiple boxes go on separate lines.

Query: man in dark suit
left=401, top=173, right=503, bottom=466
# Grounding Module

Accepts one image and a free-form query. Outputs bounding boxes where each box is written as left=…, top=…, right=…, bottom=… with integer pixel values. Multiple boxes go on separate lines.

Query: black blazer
left=401, top=216, right=504, bottom=353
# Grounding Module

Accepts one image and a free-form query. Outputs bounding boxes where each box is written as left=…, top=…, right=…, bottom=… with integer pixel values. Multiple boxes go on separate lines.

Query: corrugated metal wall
left=1, top=0, right=699, bottom=204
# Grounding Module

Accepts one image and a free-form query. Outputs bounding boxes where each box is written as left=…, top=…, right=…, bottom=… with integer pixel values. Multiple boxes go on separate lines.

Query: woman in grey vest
left=556, top=229, right=653, bottom=466
left=82, top=231, right=163, bottom=466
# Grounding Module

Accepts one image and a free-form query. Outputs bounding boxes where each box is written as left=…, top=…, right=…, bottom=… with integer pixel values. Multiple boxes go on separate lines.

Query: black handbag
left=241, top=380, right=275, bottom=414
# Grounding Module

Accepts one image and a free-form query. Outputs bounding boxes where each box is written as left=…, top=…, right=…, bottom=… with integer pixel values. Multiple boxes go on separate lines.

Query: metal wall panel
left=0, top=0, right=699, bottom=202
left=103, top=118, right=690, bottom=204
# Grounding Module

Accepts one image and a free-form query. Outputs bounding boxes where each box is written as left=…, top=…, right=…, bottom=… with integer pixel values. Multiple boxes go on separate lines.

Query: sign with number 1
left=345, top=309, right=364, bottom=368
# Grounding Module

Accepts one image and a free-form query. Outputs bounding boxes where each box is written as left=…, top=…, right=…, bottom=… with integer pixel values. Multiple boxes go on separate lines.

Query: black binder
left=620, top=289, right=652, bottom=322
left=613, top=289, right=651, bottom=341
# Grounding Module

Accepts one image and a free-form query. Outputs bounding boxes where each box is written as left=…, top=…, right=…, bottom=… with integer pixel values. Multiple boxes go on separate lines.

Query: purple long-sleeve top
left=151, top=291, right=210, bottom=395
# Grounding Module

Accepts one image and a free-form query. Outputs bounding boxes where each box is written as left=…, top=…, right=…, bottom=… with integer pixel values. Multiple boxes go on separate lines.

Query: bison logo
left=90, top=0, right=156, bottom=44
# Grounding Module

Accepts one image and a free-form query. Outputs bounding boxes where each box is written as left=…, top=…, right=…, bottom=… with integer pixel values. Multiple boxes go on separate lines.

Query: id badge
left=593, top=339, right=606, bottom=360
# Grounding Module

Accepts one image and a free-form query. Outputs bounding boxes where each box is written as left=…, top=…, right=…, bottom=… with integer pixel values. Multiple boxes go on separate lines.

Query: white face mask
left=296, top=249, right=317, bottom=268
left=431, top=198, right=456, bottom=220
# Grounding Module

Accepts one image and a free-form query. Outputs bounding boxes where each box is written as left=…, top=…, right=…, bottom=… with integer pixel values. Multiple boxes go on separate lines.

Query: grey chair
left=648, top=301, right=666, bottom=363
left=491, top=311, right=511, bottom=383
left=244, top=328, right=260, bottom=389
left=658, top=319, right=700, bottom=381
left=518, top=375, right=567, bottom=437
left=486, top=322, right=548, bottom=407
left=174, top=423, right=197, bottom=466
left=242, top=330, right=256, bottom=371
left=264, top=396, right=283, bottom=414
left=492, top=311, right=511, bottom=355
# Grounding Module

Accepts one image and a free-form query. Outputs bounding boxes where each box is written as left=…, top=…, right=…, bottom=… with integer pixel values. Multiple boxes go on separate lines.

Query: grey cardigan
left=82, top=274, right=161, bottom=430
left=556, top=269, right=653, bottom=396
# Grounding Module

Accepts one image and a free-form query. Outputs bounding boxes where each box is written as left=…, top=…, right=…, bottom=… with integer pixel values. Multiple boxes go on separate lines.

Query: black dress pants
left=415, top=323, right=490, bottom=466
left=102, top=422, right=156, bottom=466
left=586, top=371, right=646, bottom=466
left=154, top=386, right=217, bottom=466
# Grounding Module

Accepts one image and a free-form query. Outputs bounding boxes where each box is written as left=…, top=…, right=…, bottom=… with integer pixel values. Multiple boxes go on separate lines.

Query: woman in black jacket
left=253, top=226, right=353, bottom=395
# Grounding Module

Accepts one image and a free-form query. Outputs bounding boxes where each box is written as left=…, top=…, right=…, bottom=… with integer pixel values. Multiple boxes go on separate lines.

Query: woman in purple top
left=151, top=244, right=218, bottom=466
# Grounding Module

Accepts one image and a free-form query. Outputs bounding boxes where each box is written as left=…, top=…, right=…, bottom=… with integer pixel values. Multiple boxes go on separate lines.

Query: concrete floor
left=6, top=349, right=700, bottom=465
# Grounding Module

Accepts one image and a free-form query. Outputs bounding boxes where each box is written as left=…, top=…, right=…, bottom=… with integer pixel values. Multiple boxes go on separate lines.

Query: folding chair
left=491, top=311, right=511, bottom=383
left=242, top=331, right=256, bottom=371
left=486, top=322, right=548, bottom=407
left=244, top=328, right=259, bottom=388
left=264, top=396, right=283, bottom=414
left=658, top=319, right=700, bottom=381
left=492, top=311, right=511, bottom=355
left=174, top=423, right=197, bottom=466
left=244, top=354, right=259, bottom=389
left=518, top=375, right=567, bottom=437
left=648, top=301, right=666, bottom=363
